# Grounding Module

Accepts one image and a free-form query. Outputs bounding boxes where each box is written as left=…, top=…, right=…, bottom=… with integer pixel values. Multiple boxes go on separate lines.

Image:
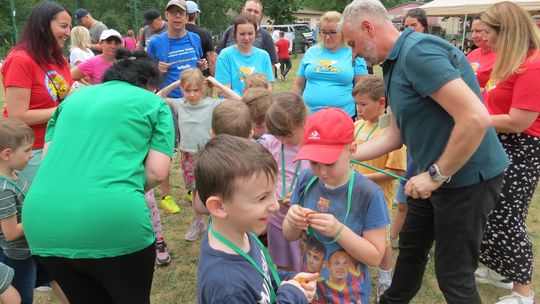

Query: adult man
left=75, top=8, right=108, bottom=54
left=138, top=9, right=168, bottom=51
left=340, top=1, right=509, bottom=303
left=215, top=0, right=277, bottom=66
left=185, top=1, right=217, bottom=76
left=147, top=0, right=204, bottom=98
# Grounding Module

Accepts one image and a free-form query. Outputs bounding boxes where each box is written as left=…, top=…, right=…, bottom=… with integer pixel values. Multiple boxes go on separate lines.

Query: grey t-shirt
left=89, top=21, right=108, bottom=45
left=138, top=22, right=168, bottom=50
left=0, top=175, right=31, bottom=260
left=171, top=97, right=223, bottom=153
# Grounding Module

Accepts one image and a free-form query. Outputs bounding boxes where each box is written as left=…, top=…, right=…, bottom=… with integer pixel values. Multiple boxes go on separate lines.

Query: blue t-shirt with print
left=291, top=170, right=389, bottom=304
left=198, top=232, right=308, bottom=304
left=147, top=31, right=203, bottom=98
left=298, top=45, right=368, bottom=116
left=215, top=45, right=275, bottom=96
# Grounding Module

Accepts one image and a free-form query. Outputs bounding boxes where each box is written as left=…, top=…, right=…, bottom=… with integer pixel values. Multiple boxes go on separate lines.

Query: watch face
left=428, top=165, right=437, bottom=178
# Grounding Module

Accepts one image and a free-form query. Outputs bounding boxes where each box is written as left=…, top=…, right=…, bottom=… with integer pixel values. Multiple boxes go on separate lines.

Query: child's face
left=181, top=84, right=203, bottom=104
left=274, top=126, right=303, bottom=146
left=252, top=122, right=267, bottom=138
left=328, top=251, right=350, bottom=282
left=8, top=141, right=34, bottom=171
left=222, top=172, right=279, bottom=236
left=354, top=93, right=383, bottom=122
left=307, top=248, right=325, bottom=273
left=309, top=144, right=355, bottom=188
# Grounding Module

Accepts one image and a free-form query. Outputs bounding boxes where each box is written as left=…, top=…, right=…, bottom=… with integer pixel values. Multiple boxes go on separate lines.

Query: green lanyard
left=304, top=170, right=354, bottom=244
left=209, top=219, right=282, bottom=303
left=281, top=144, right=302, bottom=199
left=354, top=121, right=379, bottom=141
left=0, top=175, right=26, bottom=198
left=350, top=160, right=408, bottom=182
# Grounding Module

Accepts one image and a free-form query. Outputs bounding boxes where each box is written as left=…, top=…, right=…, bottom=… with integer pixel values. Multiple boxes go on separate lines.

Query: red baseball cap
left=295, top=107, right=354, bottom=164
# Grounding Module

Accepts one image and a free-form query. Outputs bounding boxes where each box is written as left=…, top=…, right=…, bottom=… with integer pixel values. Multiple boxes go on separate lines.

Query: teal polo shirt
left=381, top=28, right=508, bottom=188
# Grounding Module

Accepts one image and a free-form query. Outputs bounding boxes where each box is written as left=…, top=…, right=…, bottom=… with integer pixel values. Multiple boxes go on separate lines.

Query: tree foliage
left=262, top=0, right=302, bottom=24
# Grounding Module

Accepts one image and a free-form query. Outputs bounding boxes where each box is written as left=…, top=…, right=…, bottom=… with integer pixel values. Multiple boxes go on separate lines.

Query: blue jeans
left=0, top=255, right=50, bottom=304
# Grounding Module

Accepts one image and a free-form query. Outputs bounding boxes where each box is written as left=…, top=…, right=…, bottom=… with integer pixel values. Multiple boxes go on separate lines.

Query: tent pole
left=462, top=13, right=468, bottom=52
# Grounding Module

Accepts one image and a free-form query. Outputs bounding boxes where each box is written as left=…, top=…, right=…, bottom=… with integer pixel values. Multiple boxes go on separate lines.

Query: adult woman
left=403, top=8, right=429, bottom=33
left=466, top=14, right=496, bottom=90
left=215, top=13, right=274, bottom=96
left=70, top=29, right=123, bottom=84
left=69, top=26, right=94, bottom=67
left=477, top=3, right=540, bottom=304
left=22, top=49, right=174, bottom=303
left=292, top=11, right=367, bottom=118
left=1, top=1, right=72, bottom=183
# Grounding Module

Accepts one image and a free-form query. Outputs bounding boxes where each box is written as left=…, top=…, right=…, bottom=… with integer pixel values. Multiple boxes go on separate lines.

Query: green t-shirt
left=381, top=29, right=508, bottom=188
left=22, top=81, right=174, bottom=258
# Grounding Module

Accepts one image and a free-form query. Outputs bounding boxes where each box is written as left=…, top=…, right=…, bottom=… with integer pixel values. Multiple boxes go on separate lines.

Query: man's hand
left=157, top=61, right=171, bottom=73
left=404, top=172, right=443, bottom=199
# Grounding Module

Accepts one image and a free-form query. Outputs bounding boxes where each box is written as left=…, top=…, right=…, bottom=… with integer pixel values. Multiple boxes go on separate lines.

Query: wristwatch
left=428, top=164, right=451, bottom=183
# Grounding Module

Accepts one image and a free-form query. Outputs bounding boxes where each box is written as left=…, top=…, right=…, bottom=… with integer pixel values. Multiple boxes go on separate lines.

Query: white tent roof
left=416, top=0, right=540, bottom=16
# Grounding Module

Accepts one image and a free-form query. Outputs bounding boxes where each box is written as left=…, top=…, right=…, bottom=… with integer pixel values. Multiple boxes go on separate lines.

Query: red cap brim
left=294, top=144, right=346, bottom=164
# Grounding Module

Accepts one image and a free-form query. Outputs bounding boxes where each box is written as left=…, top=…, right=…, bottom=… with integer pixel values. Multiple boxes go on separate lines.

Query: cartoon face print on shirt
left=315, top=59, right=341, bottom=73
left=238, top=66, right=256, bottom=82
left=44, top=70, right=70, bottom=102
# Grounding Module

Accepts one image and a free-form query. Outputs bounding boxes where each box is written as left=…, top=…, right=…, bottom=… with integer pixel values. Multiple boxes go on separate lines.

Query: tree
left=262, top=0, right=302, bottom=24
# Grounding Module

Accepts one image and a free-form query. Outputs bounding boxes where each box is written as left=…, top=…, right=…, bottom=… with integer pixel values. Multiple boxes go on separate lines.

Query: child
left=275, top=31, right=292, bottom=81
left=263, top=93, right=310, bottom=272
left=242, top=88, right=273, bottom=139
left=244, top=73, right=271, bottom=91
left=351, top=75, right=406, bottom=299
left=211, top=100, right=252, bottom=138
left=0, top=262, right=20, bottom=304
left=159, top=68, right=240, bottom=242
left=283, top=108, right=390, bottom=304
left=0, top=118, right=48, bottom=303
left=196, top=134, right=318, bottom=303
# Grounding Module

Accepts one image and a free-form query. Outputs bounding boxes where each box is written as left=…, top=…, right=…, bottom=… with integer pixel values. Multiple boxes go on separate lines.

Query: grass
left=1, top=55, right=539, bottom=304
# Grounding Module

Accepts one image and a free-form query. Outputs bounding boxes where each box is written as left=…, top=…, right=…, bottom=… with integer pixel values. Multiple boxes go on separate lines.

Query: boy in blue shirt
left=196, top=134, right=318, bottom=303
left=283, top=108, right=390, bottom=304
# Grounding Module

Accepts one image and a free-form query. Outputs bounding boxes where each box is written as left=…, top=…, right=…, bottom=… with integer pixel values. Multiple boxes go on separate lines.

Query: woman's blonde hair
left=180, top=68, right=205, bottom=91
left=318, top=11, right=346, bottom=46
left=70, top=26, right=91, bottom=51
left=481, top=1, right=540, bottom=83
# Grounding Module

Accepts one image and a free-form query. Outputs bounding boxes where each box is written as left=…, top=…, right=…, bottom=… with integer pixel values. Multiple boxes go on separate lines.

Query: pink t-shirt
left=262, top=134, right=310, bottom=228
left=77, top=55, right=112, bottom=84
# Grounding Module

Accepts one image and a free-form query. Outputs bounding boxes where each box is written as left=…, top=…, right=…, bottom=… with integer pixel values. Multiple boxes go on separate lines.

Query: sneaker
left=35, top=286, right=52, bottom=292
left=495, top=291, right=535, bottom=304
left=155, top=240, right=171, bottom=266
left=184, top=220, right=207, bottom=241
left=475, top=267, right=514, bottom=289
left=160, top=195, right=180, bottom=214
left=376, top=281, right=391, bottom=303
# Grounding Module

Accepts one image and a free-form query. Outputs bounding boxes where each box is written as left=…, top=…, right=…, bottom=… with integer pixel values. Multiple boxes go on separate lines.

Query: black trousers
left=37, top=243, right=155, bottom=304
left=279, top=58, right=292, bottom=78
left=380, top=173, right=504, bottom=304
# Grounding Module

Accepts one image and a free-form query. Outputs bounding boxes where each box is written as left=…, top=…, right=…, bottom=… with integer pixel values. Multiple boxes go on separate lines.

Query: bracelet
left=334, top=224, right=345, bottom=242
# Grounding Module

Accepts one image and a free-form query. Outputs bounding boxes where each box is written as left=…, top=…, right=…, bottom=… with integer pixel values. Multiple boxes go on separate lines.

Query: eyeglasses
left=319, top=31, right=338, bottom=38
left=167, top=9, right=185, bottom=16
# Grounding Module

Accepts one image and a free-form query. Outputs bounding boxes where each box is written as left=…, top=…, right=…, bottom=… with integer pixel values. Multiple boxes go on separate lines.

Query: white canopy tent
left=417, top=0, right=540, bottom=16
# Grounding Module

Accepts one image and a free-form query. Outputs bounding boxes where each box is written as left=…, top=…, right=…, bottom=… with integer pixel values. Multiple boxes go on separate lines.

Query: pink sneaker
left=155, top=240, right=171, bottom=266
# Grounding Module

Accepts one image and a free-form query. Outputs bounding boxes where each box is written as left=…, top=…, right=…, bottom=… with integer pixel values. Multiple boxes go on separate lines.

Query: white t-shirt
left=69, top=47, right=95, bottom=68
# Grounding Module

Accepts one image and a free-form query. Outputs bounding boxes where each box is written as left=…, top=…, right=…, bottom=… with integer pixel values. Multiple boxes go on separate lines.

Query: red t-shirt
left=275, top=38, right=290, bottom=59
left=467, top=47, right=496, bottom=89
left=484, top=53, right=540, bottom=136
left=2, top=49, right=72, bottom=149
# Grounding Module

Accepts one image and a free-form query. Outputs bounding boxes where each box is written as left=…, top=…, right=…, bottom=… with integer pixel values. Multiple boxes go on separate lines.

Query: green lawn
left=1, top=56, right=539, bottom=304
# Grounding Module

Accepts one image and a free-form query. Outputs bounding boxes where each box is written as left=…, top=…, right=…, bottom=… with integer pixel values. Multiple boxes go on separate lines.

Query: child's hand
left=282, top=272, right=319, bottom=302
left=307, top=213, right=343, bottom=239
left=205, top=76, right=217, bottom=87
left=280, top=191, right=293, bottom=206
left=285, top=205, right=312, bottom=230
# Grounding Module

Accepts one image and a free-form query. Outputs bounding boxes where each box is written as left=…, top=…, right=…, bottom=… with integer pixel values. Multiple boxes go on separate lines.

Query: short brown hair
left=242, top=88, right=272, bottom=125
left=266, top=93, right=307, bottom=137
left=212, top=100, right=252, bottom=138
left=352, top=75, right=385, bottom=101
left=195, top=134, right=277, bottom=204
left=244, top=73, right=270, bottom=90
left=0, top=118, right=34, bottom=151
